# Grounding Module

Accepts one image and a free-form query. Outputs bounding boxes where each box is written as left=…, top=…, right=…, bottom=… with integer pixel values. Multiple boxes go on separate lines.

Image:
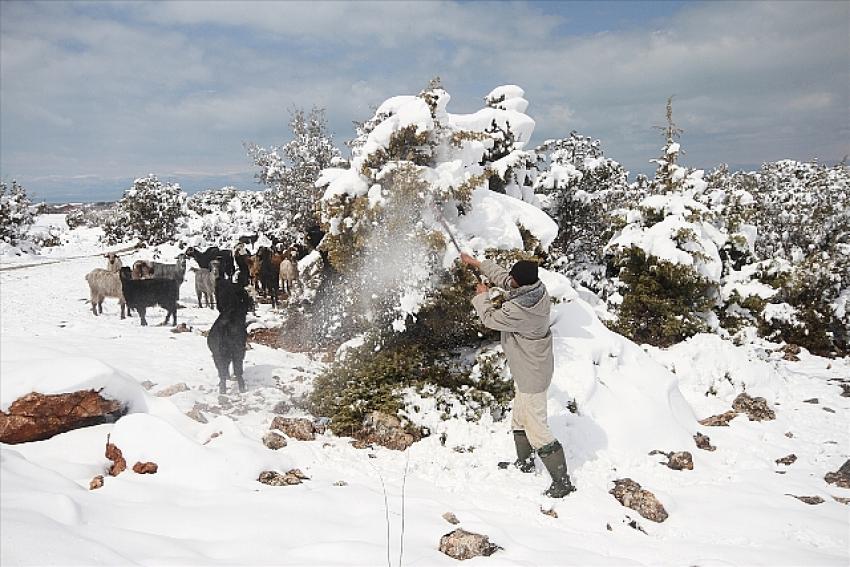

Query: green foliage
left=609, top=246, right=715, bottom=347
left=102, top=175, right=185, bottom=245
left=0, top=180, right=34, bottom=245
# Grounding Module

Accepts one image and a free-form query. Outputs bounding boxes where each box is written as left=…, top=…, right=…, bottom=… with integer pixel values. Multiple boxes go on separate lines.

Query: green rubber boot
left=538, top=440, right=576, bottom=498
left=498, top=430, right=535, bottom=473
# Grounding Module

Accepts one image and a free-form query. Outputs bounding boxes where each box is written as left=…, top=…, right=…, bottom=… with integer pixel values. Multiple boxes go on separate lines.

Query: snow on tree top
left=485, top=84, right=525, bottom=102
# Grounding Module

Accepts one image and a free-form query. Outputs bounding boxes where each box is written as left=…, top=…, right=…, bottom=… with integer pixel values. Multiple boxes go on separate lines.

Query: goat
left=209, top=280, right=254, bottom=393
left=119, top=267, right=178, bottom=326
left=279, top=255, right=298, bottom=296
left=104, top=252, right=123, bottom=272
left=257, top=247, right=279, bottom=308
left=85, top=268, right=127, bottom=318
left=234, top=243, right=251, bottom=286
left=191, top=260, right=219, bottom=309
left=216, top=249, right=235, bottom=281
left=132, top=260, right=154, bottom=279
left=151, top=254, right=187, bottom=282
left=185, top=246, right=219, bottom=270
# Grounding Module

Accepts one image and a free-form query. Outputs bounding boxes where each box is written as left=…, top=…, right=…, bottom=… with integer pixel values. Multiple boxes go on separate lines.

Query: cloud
left=1, top=0, right=847, bottom=201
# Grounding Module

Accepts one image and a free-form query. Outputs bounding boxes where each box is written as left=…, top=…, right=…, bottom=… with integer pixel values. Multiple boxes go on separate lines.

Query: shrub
left=103, top=175, right=186, bottom=245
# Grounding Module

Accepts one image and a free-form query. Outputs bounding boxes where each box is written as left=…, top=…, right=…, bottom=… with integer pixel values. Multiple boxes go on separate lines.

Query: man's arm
left=472, top=293, right=522, bottom=332
left=460, top=253, right=512, bottom=289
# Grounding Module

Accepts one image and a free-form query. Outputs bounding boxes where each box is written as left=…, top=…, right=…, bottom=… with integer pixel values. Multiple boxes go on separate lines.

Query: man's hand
left=475, top=283, right=489, bottom=295
left=460, top=253, right=481, bottom=268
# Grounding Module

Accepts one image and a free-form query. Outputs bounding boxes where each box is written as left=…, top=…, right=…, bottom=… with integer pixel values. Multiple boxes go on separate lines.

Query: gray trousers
left=511, top=390, right=556, bottom=449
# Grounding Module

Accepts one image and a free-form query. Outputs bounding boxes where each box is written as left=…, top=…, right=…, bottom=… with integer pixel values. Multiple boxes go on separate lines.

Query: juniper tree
left=0, top=180, right=34, bottom=245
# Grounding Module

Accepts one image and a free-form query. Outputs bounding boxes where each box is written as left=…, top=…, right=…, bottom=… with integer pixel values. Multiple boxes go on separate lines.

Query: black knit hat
left=510, top=260, right=539, bottom=286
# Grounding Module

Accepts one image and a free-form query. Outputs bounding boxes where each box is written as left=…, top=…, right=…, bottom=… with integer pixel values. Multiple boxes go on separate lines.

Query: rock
left=105, top=435, right=126, bottom=476
left=0, top=390, right=125, bottom=444
left=132, top=461, right=158, bottom=474
left=170, top=323, right=191, bottom=333
left=185, top=403, right=208, bottom=423
left=540, top=506, right=558, bottom=518
left=693, top=432, right=716, bottom=451
left=89, top=475, right=104, bottom=490
left=775, top=454, right=797, bottom=466
left=262, top=431, right=287, bottom=450
left=140, top=380, right=156, bottom=390
left=333, top=480, right=348, bottom=487
left=824, top=459, right=850, bottom=488
left=732, top=393, right=776, bottom=421
left=271, top=401, right=290, bottom=414
left=840, top=384, right=850, bottom=397
left=154, top=382, right=190, bottom=397
left=822, top=407, right=835, bottom=413
left=609, top=478, right=668, bottom=523
left=353, top=411, right=419, bottom=451
left=803, top=398, right=819, bottom=404
left=649, top=450, right=693, bottom=470
left=787, top=494, right=825, bottom=505
left=624, top=515, right=648, bottom=534
left=438, top=529, right=502, bottom=560
left=258, top=469, right=309, bottom=486
left=833, top=496, right=850, bottom=505
left=785, top=432, right=794, bottom=438
left=270, top=417, right=316, bottom=441
left=782, top=344, right=801, bottom=361
left=698, top=410, right=738, bottom=427
left=442, top=512, right=460, bottom=525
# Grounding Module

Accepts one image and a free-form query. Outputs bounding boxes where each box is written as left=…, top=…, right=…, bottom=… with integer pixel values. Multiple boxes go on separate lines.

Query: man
left=460, top=253, right=576, bottom=498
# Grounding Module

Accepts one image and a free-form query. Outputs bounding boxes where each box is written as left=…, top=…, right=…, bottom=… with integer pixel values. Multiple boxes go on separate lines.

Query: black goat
left=208, top=280, right=254, bottom=393
left=119, top=267, right=178, bottom=326
left=257, top=247, right=279, bottom=308
left=186, top=246, right=235, bottom=281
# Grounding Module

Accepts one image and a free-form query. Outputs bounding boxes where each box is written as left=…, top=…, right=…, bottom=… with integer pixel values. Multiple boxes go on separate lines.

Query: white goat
left=104, top=252, right=123, bottom=272
left=85, top=268, right=127, bottom=319
left=279, top=258, right=298, bottom=296
left=191, top=260, right=219, bottom=309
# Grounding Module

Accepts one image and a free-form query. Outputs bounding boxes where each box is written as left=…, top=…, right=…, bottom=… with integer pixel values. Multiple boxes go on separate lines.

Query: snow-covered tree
left=604, top=100, right=724, bottom=346
left=184, top=187, right=275, bottom=247
left=246, top=107, right=342, bottom=239
left=0, top=180, right=35, bottom=245
left=103, top=175, right=186, bottom=245
left=534, top=132, right=631, bottom=288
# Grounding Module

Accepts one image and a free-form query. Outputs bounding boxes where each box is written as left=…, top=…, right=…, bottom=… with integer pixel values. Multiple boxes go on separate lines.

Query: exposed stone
left=353, top=411, right=419, bottom=451
left=270, top=417, right=316, bottom=441
left=257, top=469, right=309, bottom=486
left=840, top=384, right=850, bottom=397
left=698, top=410, right=738, bottom=427
left=803, top=398, right=819, bottom=404
left=824, top=459, right=850, bottom=489
left=833, top=496, right=850, bottom=505
left=732, top=393, right=776, bottom=421
left=822, top=407, right=835, bottom=413
left=185, top=403, right=208, bottom=423
left=782, top=344, right=801, bottom=361
left=442, top=512, right=460, bottom=525
left=624, top=516, right=648, bottom=534
left=693, top=432, right=716, bottom=451
left=170, top=323, right=191, bottom=333
left=540, top=506, right=558, bottom=518
left=105, top=435, right=126, bottom=476
left=333, top=480, right=348, bottom=487
left=609, top=478, right=668, bottom=523
left=649, top=450, right=693, bottom=470
left=89, top=475, right=104, bottom=490
left=0, top=390, right=124, bottom=444
left=775, top=454, right=797, bottom=466
left=262, top=431, right=287, bottom=450
left=140, top=381, right=156, bottom=390
left=787, top=494, right=825, bottom=505
left=132, top=461, right=158, bottom=474
left=785, top=432, right=794, bottom=438
left=154, top=383, right=190, bottom=397
left=438, top=529, right=502, bottom=560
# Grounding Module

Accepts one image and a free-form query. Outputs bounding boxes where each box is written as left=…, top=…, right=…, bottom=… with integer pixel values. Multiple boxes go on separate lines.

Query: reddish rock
left=782, top=344, right=801, bottom=361
left=694, top=432, right=716, bottom=451
left=270, top=417, right=316, bottom=441
left=0, top=390, right=124, bottom=444
left=154, top=383, right=189, bottom=397
left=439, top=529, right=502, bottom=560
left=262, top=431, right=287, bottom=450
left=442, top=512, right=460, bottom=525
left=824, top=459, right=850, bottom=489
left=775, top=454, right=797, bottom=466
left=732, top=393, right=776, bottom=421
left=353, top=411, right=419, bottom=451
left=609, top=478, right=668, bottom=523
left=258, top=469, right=309, bottom=486
left=89, top=475, right=104, bottom=490
left=698, top=410, right=738, bottom=427
left=132, top=461, right=158, bottom=474
left=787, top=494, right=824, bottom=505
left=105, top=435, right=126, bottom=476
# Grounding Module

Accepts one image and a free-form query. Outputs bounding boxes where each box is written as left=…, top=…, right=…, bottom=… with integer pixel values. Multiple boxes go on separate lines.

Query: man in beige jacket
left=461, top=253, right=575, bottom=498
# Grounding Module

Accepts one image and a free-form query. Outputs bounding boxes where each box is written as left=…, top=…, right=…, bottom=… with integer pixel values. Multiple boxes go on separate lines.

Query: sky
left=1, top=0, right=848, bottom=203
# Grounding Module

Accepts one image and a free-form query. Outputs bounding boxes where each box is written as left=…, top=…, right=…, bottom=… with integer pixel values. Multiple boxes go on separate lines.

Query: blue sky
left=1, top=0, right=848, bottom=202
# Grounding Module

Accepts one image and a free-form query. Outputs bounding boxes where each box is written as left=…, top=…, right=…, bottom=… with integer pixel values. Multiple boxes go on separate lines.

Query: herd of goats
left=83, top=243, right=300, bottom=393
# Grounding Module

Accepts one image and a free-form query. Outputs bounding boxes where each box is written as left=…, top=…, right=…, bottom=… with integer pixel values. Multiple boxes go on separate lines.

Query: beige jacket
left=471, top=259, right=554, bottom=394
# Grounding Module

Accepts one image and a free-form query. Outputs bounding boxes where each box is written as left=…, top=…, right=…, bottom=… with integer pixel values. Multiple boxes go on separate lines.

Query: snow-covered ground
left=1, top=225, right=848, bottom=566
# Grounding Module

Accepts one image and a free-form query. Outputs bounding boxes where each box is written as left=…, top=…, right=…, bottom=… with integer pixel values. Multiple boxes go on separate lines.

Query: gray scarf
left=508, top=279, right=546, bottom=308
